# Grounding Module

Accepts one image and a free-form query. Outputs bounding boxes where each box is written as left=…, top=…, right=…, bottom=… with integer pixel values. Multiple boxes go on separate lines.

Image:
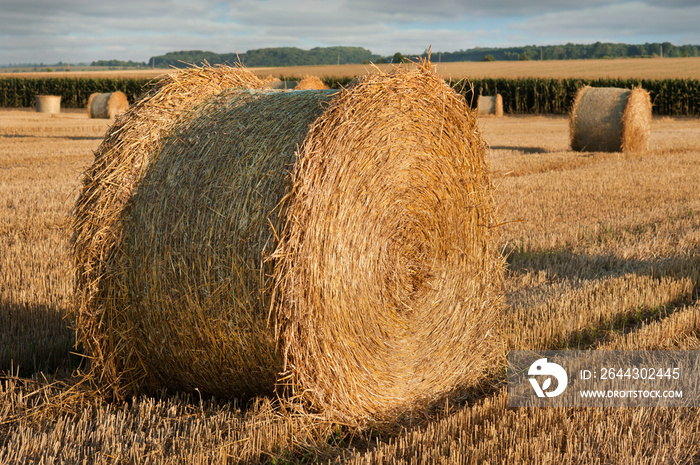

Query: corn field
left=457, top=77, right=700, bottom=116
left=0, top=77, right=151, bottom=108
left=0, top=76, right=699, bottom=116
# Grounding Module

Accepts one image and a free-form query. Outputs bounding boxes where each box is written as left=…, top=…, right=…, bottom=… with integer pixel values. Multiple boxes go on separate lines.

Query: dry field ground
left=0, top=105, right=699, bottom=463
left=2, top=56, right=700, bottom=80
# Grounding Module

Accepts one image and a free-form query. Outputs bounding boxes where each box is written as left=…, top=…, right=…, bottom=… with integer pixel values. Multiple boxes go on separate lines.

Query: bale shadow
left=0, top=299, right=84, bottom=377
left=1, top=134, right=103, bottom=141
left=489, top=145, right=549, bottom=154
left=504, top=246, right=700, bottom=349
left=505, top=246, right=700, bottom=285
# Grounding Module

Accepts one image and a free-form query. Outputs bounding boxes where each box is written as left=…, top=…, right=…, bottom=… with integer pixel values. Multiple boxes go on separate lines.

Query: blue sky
left=1, top=0, right=699, bottom=65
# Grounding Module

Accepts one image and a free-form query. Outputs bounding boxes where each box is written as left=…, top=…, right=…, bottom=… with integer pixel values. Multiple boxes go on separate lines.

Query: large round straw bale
left=477, top=94, right=503, bottom=117
left=295, top=75, right=329, bottom=90
left=570, top=86, right=651, bottom=152
left=71, top=65, right=267, bottom=395
left=87, top=91, right=129, bottom=119
left=72, top=62, right=503, bottom=425
left=35, top=95, right=61, bottom=114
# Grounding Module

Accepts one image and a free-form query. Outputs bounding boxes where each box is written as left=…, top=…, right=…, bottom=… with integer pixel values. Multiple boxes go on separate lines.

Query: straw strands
left=71, top=65, right=268, bottom=397
left=87, top=91, right=129, bottom=119
left=71, top=62, right=503, bottom=426
left=273, top=63, right=504, bottom=424
left=570, top=86, right=652, bottom=152
left=107, top=88, right=336, bottom=399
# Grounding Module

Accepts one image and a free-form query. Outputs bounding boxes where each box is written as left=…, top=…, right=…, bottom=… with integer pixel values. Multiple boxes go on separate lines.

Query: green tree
left=483, top=54, right=496, bottom=61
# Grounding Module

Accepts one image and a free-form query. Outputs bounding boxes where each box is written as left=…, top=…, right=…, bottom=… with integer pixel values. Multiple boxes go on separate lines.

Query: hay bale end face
left=273, top=65, right=504, bottom=423
left=477, top=94, right=503, bottom=117
left=35, top=95, right=61, bottom=114
left=72, top=63, right=504, bottom=425
left=87, top=91, right=129, bottom=119
left=570, top=86, right=652, bottom=152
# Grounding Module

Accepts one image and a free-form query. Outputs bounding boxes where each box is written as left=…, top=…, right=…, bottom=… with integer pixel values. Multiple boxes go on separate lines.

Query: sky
left=1, top=0, right=699, bottom=65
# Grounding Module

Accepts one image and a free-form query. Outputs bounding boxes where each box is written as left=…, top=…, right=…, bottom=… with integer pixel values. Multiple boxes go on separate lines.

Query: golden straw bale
left=294, top=75, right=329, bottom=90
left=71, top=65, right=268, bottom=397
left=477, top=94, right=503, bottom=117
left=35, top=95, right=61, bottom=114
left=72, top=61, right=503, bottom=426
left=87, top=91, right=129, bottom=119
left=105, top=89, right=334, bottom=399
left=570, top=86, right=652, bottom=152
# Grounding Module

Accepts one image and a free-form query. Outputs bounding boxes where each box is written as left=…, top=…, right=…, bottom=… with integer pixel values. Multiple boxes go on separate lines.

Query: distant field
left=2, top=57, right=700, bottom=80
left=256, top=57, right=700, bottom=80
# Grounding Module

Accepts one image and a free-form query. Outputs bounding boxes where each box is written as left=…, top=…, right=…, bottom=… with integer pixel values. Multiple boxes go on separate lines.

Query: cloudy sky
left=1, top=0, right=699, bottom=65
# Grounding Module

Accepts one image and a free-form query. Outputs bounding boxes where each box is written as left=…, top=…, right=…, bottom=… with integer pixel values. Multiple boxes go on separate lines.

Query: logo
left=528, top=358, right=568, bottom=398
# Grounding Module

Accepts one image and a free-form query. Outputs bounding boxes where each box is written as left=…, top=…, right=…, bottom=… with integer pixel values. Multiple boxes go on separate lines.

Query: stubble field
left=0, top=99, right=699, bottom=462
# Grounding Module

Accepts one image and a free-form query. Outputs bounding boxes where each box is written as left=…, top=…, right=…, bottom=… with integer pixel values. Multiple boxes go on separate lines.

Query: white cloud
left=0, top=0, right=698, bottom=65
left=513, top=2, right=700, bottom=43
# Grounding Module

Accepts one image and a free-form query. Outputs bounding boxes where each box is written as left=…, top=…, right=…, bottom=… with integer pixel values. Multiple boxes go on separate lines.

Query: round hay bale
left=570, top=86, right=652, bottom=152
left=295, top=75, right=329, bottom=90
left=477, top=94, right=503, bottom=117
left=87, top=91, right=129, bottom=119
left=72, top=62, right=503, bottom=425
left=71, top=64, right=268, bottom=396
left=35, top=95, right=61, bottom=114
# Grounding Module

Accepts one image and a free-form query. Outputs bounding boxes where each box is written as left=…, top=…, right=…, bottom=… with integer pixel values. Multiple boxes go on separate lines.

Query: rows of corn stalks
left=0, top=76, right=698, bottom=116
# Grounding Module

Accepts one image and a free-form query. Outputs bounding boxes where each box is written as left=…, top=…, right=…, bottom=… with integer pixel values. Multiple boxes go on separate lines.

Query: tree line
left=144, top=47, right=382, bottom=68
left=432, top=42, right=700, bottom=62
left=85, top=42, right=700, bottom=69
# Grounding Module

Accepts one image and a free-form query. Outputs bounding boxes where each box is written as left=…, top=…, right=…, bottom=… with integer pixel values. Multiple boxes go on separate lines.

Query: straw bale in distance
left=72, top=62, right=503, bottom=425
left=71, top=65, right=268, bottom=398
left=570, top=86, right=652, bottom=152
left=87, top=91, right=129, bottom=119
left=295, top=75, right=329, bottom=90
left=477, top=94, right=503, bottom=117
left=35, top=95, right=61, bottom=114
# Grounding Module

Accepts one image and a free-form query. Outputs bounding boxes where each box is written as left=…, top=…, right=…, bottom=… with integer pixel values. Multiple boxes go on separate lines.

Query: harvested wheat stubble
left=87, top=91, right=129, bottom=119
left=570, top=85, right=651, bottom=152
left=72, top=62, right=503, bottom=426
left=477, top=94, right=503, bottom=117
left=294, top=75, right=329, bottom=90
